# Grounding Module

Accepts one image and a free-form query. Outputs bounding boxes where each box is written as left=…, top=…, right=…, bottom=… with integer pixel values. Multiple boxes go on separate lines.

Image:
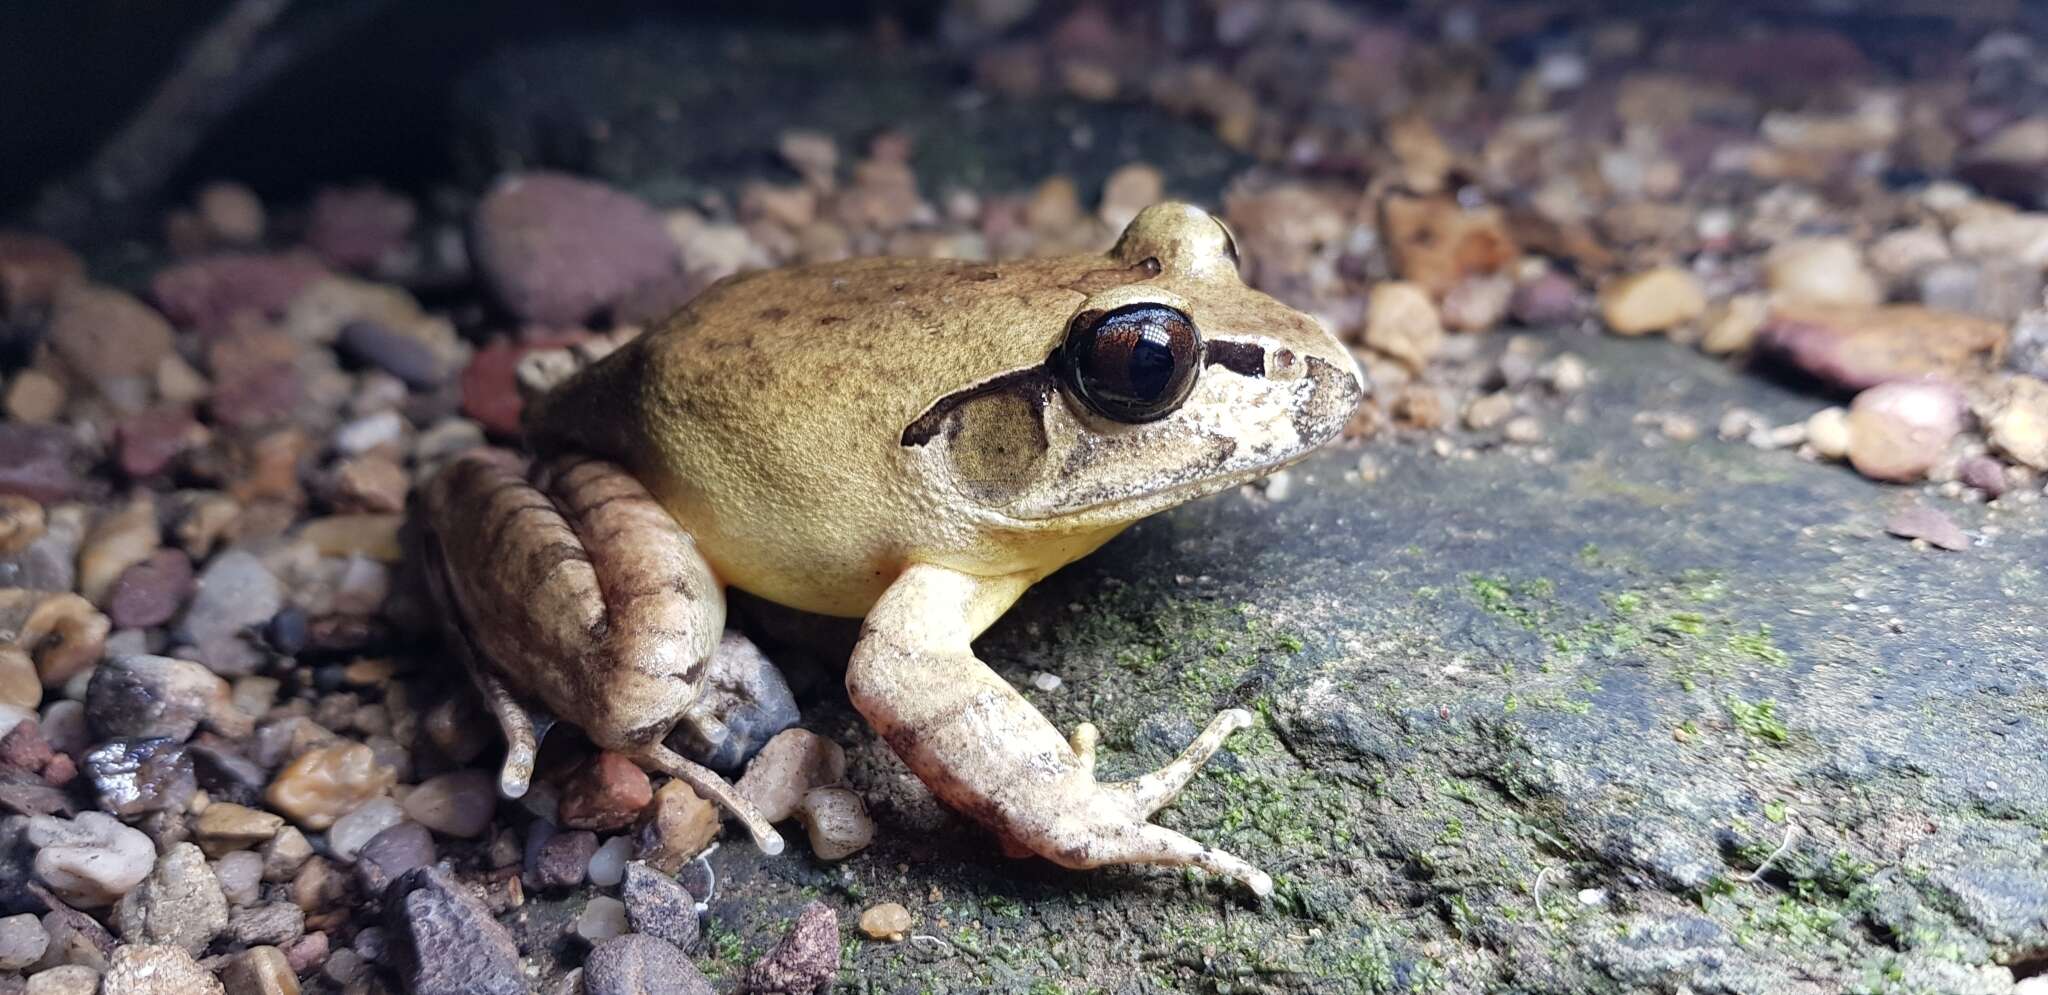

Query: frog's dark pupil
left=1126, top=331, right=1176, bottom=401
left=1058, top=303, right=1201, bottom=423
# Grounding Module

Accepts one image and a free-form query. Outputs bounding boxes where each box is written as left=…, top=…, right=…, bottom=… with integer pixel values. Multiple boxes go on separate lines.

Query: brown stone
left=0, top=231, right=84, bottom=319
left=1755, top=304, right=2007, bottom=393
left=636, top=779, right=721, bottom=874
left=558, top=751, right=653, bottom=832
left=1380, top=193, right=1520, bottom=299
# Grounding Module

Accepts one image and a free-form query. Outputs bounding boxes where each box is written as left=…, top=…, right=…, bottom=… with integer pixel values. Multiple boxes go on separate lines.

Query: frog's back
left=525, top=253, right=1108, bottom=615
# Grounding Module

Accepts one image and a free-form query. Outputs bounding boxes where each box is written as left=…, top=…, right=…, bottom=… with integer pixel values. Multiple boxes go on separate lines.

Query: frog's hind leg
left=849, top=563, right=1272, bottom=897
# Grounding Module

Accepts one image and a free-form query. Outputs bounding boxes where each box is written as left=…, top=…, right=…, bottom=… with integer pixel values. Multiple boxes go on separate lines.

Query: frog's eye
left=1056, top=303, right=1201, bottom=423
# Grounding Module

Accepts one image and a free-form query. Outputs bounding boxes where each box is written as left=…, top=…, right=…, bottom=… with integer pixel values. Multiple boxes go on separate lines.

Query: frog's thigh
left=848, top=563, right=1273, bottom=896
left=425, top=451, right=723, bottom=778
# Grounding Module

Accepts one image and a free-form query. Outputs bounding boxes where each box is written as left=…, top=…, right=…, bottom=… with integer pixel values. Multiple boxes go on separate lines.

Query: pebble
left=114, top=842, right=229, bottom=955
left=620, top=861, right=699, bottom=949
left=471, top=173, right=678, bottom=325
left=859, top=902, right=912, bottom=941
left=86, top=654, right=227, bottom=741
left=1805, top=407, right=1852, bottom=461
left=1755, top=303, right=2007, bottom=392
left=1763, top=237, right=1883, bottom=307
left=1985, top=375, right=2048, bottom=470
left=1462, top=392, right=1515, bottom=431
left=215, top=850, right=265, bottom=905
left=1508, top=271, right=1582, bottom=326
left=1599, top=266, right=1706, bottom=336
left=1958, top=455, right=2009, bottom=496
left=531, top=828, right=599, bottom=889
left=100, top=944, right=224, bottom=995
left=338, top=320, right=454, bottom=389
left=1361, top=281, right=1442, bottom=371
left=635, top=779, right=720, bottom=875
left=1440, top=274, right=1515, bottom=333
left=176, top=550, right=283, bottom=675
left=261, top=826, right=314, bottom=882
left=1886, top=506, right=1970, bottom=551
left=384, top=866, right=527, bottom=995
left=743, top=900, right=839, bottom=995
left=149, top=252, right=326, bottom=333
left=1380, top=194, right=1518, bottom=298
left=798, top=786, right=875, bottom=861
left=1503, top=416, right=1544, bottom=444
left=25, top=965, right=99, bottom=995
left=1699, top=293, right=1769, bottom=355
left=3, top=370, right=64, bottom=423
left=83, top=737, right=196, bottom=817
left=0, top=232, right=84, bottom=320
left=28, top=812, right=155, bottom=907
left=106, top=550, right=195, bottom=629
left=1867, top=227, right=1951, bottom=282
left=265, top=742, right=397, bottom=830
left=0, top=649, right=38, bottom=711
left=197, top=182, right=266, bottom=244
left=228, top=902, right=305, bottom=947
left=588, top=835, right=633, bottom=887
left=1847, top=381, right=1964, bottom=483
left=195, top=802, right=284, bottom=857
left=584, top=934, right=715, bottom=995
left=0, top=496, right=42, bottom=557
left=0, top=912, right=47, bottom=969
left=575, top=895, right=631, bottom=944
left=44, top=284, right=175, bottom=387
left=558, top=752, right=654, bottom=831
left=0, top=424, right=85, bottom=504
left=401, top=768, right=497, bottom=838
left=667, top=632, right=799, bottom=771
left=220, top=945, right=300, bottom=995
left=736, top=729, right=847, bottom=825
left=281, top=932, right=327, bottom=975
left=1098, top=164, right=1164, bottom=230
left=354, top=821, right=436, bottom=892
left=328, top=797, right=405, bottom=861
left=307, top=185, right=416, bottom=272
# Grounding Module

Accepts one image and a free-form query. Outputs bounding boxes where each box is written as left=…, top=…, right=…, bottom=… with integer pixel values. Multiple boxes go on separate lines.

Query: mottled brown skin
left=426, top=203, right=1364, bottom=891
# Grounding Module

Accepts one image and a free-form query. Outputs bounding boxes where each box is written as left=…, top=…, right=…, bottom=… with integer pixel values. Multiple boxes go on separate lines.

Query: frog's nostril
left=1266, top=348, right=1303, bottom=382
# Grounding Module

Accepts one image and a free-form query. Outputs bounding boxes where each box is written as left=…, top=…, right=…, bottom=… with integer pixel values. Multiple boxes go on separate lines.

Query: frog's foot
left=423, top=449, right=783, bottom=855
left=849, top=564, right=1272, bottom=897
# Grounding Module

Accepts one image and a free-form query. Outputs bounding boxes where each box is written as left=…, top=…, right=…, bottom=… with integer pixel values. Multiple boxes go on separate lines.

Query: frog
left=422, top=202, right=1363, bottom=896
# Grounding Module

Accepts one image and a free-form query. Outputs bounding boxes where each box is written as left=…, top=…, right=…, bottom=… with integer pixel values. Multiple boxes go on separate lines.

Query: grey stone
left=0, top=912, right=47, bottom=970
left=528, top=828, right=597, bottom=890
left=383, top=866, right=524, bottom=995
left=583, top=934, right=714, bottom=995
left=620, top=862, right=698, bottom=950
left=81, top=738, right=195, bottom=817
left=174, top=550, right=282, bottom=676
left=227, top=901, right=305, bottom=947
left=85, top=655, right=225, bottom=741
left=667, top=633, right=799, bottom=772
left=354, top=821, right=435, bottom=894
left=742, top=901, right=837, bottom=995
left=100, top=943, right=223, bottom=995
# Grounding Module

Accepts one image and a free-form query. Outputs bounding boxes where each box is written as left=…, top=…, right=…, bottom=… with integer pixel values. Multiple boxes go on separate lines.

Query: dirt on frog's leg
left=848, top=563, right=1272, bottom=896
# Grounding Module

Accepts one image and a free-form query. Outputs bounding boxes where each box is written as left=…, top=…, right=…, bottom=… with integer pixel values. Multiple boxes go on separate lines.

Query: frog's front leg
left=848, top=563, right=1272, bottom=896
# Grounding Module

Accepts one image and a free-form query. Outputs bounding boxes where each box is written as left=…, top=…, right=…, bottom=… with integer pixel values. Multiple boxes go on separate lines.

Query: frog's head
left=907, top=202, right=1365, bottom=531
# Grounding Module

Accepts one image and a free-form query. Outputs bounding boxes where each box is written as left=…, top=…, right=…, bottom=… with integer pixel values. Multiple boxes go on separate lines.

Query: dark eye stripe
left=1203, top=340, right=1265, bottom=377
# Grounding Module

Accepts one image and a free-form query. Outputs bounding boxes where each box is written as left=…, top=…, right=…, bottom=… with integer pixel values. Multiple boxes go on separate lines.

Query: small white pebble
left=1577, top=888, right=1608, bottom=906
left=574, top=896, right=629, bottom=944
left=1262, top=470, right=1294, bottom=502
left=1029, top=672, right=1062, bottom=692
left=586, top=836, right=632, bottom=888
